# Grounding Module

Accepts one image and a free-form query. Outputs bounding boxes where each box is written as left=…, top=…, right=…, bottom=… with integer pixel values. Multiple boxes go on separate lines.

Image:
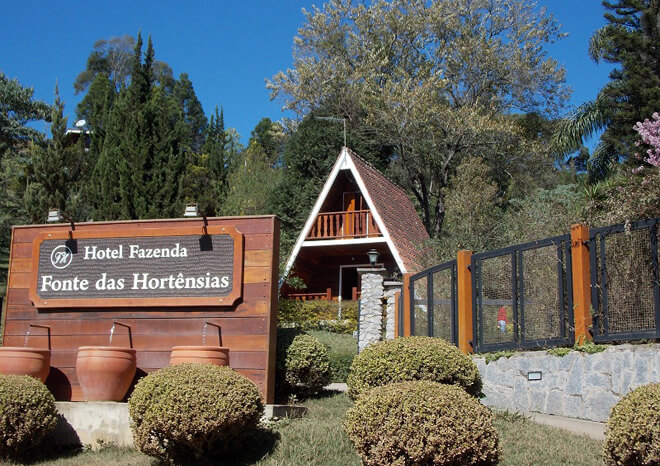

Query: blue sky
left=0, top=1, right=613, bottom=144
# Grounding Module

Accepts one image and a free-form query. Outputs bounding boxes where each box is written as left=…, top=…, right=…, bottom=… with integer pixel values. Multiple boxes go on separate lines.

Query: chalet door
left=341, top=267, right=359, bottom=300
left=343, top=192, right=363, bottom=238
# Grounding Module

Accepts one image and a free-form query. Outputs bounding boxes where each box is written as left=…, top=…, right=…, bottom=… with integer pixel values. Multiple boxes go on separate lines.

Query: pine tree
left=596, top=0, right=660, bottom=160
left=24, top=83, right=87, bottom=222
left=553, top=0, right=660, bottom=177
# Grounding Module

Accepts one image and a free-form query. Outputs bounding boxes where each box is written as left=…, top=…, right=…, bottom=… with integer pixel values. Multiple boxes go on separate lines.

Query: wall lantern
left=183, top=203, right=200, bottom=217
left=367, top=249, right=380, bottom=268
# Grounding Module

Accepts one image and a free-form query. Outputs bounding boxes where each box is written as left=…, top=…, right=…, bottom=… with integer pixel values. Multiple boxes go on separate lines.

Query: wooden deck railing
left=284, top=288, right=332, bottom=301
left=307, top=210, right=381, bottom=240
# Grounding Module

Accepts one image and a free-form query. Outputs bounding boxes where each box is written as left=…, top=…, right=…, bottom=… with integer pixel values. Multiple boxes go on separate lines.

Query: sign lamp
left=367, top=248, right=380, bottom=268
left=46, top=208, right=77, bottom=253
left=183, top=203, right=200, bottom=217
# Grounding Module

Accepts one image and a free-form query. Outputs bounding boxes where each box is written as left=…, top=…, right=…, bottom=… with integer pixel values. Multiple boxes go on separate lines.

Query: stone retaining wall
left=473, top=344, right=660, bottom=422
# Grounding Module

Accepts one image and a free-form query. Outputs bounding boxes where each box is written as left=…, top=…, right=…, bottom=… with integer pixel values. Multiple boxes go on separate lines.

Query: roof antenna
left=315, top=116, right=347, bottom=147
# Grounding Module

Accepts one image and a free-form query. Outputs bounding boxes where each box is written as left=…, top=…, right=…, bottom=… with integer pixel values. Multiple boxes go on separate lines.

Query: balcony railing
left=307, top=210, right=381, bottom=240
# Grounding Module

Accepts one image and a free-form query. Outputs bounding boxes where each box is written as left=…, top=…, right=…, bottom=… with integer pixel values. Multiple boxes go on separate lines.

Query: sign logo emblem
left=50, top=245, right=73, bottom=269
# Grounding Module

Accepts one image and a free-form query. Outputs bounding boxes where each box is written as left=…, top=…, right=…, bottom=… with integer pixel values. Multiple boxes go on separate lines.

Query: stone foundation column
left=383, top=281, right=402, bottom=340
left=357, top=268, right=386, bottom=352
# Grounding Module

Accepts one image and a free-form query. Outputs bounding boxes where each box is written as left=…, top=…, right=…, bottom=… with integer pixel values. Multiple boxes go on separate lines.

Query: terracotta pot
left=0, top=347, right=51, bottom=382
left=76, top=346, right=136, bottom=401
left=170, top=346, right=230, bottom=367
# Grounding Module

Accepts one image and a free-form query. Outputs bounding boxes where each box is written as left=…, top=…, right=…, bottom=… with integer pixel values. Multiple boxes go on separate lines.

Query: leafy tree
left=249, top=117, right=286, bottom=165
left=24, top=84, right=88, bottom=223
left=428, top=157, right=503, bottom=263
left=268, top=0, right=568, bottom=237
left=221, top=142, right=281, bottom=216
left=0, top=73, right=50, bottom=157
left=90, top=33, right=187, bottom=220
left=0, top=74, right=51, bottom=293
left=74, top=34, right=176, bottom=94
left=553, top=0, right=660, bottom=177
left=74, top=35, right=136, bottom=93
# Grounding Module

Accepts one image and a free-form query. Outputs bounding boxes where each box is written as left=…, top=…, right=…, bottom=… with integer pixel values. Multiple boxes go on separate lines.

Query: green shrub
left=278, top=299, right=358, bottom=334
left=345, top=381, right=500, bottom=466
left=284, top=334, right=332, bottom=397
left=0, top=374, right=58, bottom=460
left=128, top=363, right=263, bottom=463
left=603, top=382, right=660, bottom=465
left=347, top=336, right=482, bottom=399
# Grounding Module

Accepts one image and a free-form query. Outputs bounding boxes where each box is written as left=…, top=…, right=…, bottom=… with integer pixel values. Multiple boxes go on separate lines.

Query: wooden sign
left=29, top=225, right=243, bottom=308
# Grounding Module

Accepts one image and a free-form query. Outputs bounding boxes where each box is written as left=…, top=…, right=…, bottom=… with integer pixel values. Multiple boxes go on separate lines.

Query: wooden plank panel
left=10, top=243, right=32, bottom=258
left=8, top=271, right=30, bottom=289
left=3, top=334, right=268, bottom=352
left=244, top=266, right=270, bottom=284
left=4, top=301, right=270, bottom=321
left=244, top=249, right=271, bottom=267
left=11, top=218, right=274, bottom=243
left=9, top=257, right=31, bottom=273
left=4, top=317, right=268, bottom=336
left=245, top=234, right=272, bottom=250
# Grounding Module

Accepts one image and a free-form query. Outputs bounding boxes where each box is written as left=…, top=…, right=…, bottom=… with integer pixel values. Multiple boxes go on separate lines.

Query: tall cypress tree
left=91, top=33, right=186, bottom=220
left=174, top=73, right=207, bottom=153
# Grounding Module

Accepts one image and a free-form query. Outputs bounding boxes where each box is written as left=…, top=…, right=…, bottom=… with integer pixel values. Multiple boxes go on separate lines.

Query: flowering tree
left=633, top=112, right=660, bottom=170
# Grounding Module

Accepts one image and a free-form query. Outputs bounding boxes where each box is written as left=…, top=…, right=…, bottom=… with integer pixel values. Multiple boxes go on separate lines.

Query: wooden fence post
left=393, top=291, right=401, bottom=337
left=402, top=273, right=412, bottom=336
left=570, top=223, right=593, bottom=344
left=457, top=250, right=474, bottom=354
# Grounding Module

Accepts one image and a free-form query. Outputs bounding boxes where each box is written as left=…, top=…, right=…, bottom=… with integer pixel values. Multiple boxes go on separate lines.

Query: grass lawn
left=19, top=391, right=604, bottom=466
left=307, top=330, right=357, bottom=383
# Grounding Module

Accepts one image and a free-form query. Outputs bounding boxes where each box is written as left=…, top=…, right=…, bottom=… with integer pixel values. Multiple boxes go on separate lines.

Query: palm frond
left=551, top=98, right=610, bottom=156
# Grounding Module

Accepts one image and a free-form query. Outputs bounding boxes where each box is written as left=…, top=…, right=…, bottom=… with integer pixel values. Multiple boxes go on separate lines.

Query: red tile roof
left=347, top=148, right=430, bottom=273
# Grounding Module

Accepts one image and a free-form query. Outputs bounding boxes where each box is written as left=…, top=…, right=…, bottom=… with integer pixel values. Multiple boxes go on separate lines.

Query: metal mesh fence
left=432, top=267, right=453, bottom=342
left=520, top=245, right=564, bottom=342
left=478, top=253, right=515, bottom=346
left=592, top=221, right=659, bottom=339
left=413, top=277, right=428, bottom=336
left=473, top=235, right=573, bottom=352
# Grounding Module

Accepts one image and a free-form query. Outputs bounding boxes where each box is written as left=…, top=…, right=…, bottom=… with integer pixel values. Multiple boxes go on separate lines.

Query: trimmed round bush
left=128, top=363, right=263, bottom=463
left=345, top=381, right=500, bottom=466
left=284, top=333, right=331, bottom=397
left=604, top=382, right=660, bottom=465
left=0, top=374, right=58, bottom=460
left=347, top=336, right=482, bottom=399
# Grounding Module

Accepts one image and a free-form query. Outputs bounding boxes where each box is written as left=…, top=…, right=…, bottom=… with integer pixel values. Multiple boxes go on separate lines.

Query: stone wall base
left=473, top=344, right=660, bottom=422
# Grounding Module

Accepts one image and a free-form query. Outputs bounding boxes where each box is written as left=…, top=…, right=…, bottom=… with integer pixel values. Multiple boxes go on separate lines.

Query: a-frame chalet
left=281, top=147, right=429, bottom=301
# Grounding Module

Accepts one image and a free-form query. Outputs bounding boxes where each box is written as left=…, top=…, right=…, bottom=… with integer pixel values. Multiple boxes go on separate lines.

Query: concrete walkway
left=323, top=383, right=605, bottom=440
left=525, top=412, right=605, bottom=440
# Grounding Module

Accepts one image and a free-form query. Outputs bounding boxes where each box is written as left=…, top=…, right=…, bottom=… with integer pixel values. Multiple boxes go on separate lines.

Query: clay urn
left=0, top=347, right=51, bottom=382
left=76, top=346, right=136, bottom=401
left=169, top=346, right=230, bottom=367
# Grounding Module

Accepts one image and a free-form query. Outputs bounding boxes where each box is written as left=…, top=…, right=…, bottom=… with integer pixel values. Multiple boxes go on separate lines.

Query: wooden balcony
left=307, top=210, right=381, bottom=240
